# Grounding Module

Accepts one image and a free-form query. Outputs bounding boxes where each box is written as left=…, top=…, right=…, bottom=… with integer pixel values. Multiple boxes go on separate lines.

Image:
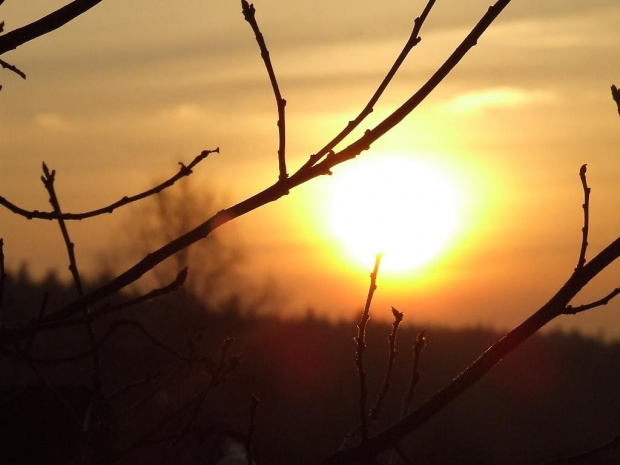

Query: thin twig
left=0, top=149, right=218, bottom=221
left=14, top=319, right=215, bottom=367
left=298, top=0, right=437, bottom=172
left=23, top=291, right=49, bottom=356
left=241, top=1, right=287, bottom=181
left=320, top=236, right=620, bottom=463
left=387, top=329, right=425, bottom=465
left=96, top=268, right=188, bottom=316
left=0, top=0, right=104, bottom=55
left=355, top=254, right=382, bottom=442
left=575, top=164, right=590, bottom=270
left=0, top=58, right=26, bottom=79
left=26, top=362, right=82, bottom=429
left=9, top=269, right=189, bottom=337
left=402, top=330, right=426, bottom=418
left=162, top=338, right=241, bottom=462
left=246, top=393, right=260, bottom=465
left=41, top=162, right=102, bottom=410
left=393, top=444, right=413, bottom=465
left=0, top=0, right=579, bottom=346
left=564, top=287, right=620, bottom=315
left=107, top=371, right=161, bottom=402
left=540, top=434, right=620, bottom=464
left=370, top=306, right=404, bottom=421
left=0, top=238, right=5, bottom=321
left=611, top=84, right=620, bottom=116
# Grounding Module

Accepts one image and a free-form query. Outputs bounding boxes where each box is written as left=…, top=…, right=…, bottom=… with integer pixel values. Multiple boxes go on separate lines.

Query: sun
left=325, top=154, right=462, bottom=274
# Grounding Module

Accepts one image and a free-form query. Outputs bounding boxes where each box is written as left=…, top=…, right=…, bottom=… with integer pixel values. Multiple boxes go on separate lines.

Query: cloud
left=444, top=87, right=557, bottom=114
left=34, top=113, right=71, bottom=131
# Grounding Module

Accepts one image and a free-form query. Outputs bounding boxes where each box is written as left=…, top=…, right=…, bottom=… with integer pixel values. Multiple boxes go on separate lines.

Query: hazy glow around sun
left=325, top=153, right=462, bottom=274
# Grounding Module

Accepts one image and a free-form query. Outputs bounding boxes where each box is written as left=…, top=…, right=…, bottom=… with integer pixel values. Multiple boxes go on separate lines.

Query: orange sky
left=1, top=1, right=619, bottom=338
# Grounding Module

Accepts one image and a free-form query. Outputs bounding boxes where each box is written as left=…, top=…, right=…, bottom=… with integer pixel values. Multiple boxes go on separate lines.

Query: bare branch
left=41, top=162, right=102, bottom=399
left=299, top=0, right=437, bottom=172
left=107, top=371, right=161, bottom=402
left=402, top=330, right=426, bottom=418
left=540, top=434, right=620, bottom=464
left=13, top=319, right=215, bottom=368
left=246, top=393, right=260, bottom=465
left=392, top=444, right=413, bottom=465
left=0, top=57, right=26, bottom=79
left=95, top=267, right=188, bottom=317
left=611, top=84, right=620, bottom=116
left=564, top=287, right=620, bottom=315
left=241, top=1, right=287, bottom=181
left=320, top=234, right=620, bottom=464
left=0, top=0, right=533, bottom=345
left=370, top=306, right=404, bottom=421
left=355, top=254, right=382, bottom=442
left=0, top=149, right=218, bottom=221
left=41, top=163, right=85, bottom=296
left=0, top=0, right=104, bottom=55
left=0, top=238, right=5, bottom=321
left=163, top=337, right=241, bottom=460
left=575, top=164, right=590, bottom=270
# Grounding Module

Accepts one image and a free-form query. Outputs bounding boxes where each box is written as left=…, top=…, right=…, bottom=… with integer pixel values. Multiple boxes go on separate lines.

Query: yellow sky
left=1, top=1, right=619, bottom=337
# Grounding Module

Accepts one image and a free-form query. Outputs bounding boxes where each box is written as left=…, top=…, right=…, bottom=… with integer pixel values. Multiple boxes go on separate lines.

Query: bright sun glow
left=326, top=154, right=462, bottom=274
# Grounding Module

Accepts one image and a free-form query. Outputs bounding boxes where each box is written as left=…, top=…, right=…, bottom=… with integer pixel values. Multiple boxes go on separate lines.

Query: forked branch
left=321, top=225, right=620, bottom=464
left=0, top=149, right=218, bottom=221
left=0, top=0, right=517, bottom=346
left=564, top=287, right=620, bottom=315
left=355, top=254, right=382, bottom=442
left=369, top=306, right=404, bottom=421
left=298, top=0, right=437, bottom=172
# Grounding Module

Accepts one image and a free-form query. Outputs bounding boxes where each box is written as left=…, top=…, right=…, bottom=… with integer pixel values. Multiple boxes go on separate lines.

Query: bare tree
left=0, top=1, right=618, bottom=464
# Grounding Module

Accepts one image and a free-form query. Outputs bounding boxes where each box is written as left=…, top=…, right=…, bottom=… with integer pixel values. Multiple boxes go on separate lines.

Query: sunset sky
left=1, top=1, right=619, bottom=338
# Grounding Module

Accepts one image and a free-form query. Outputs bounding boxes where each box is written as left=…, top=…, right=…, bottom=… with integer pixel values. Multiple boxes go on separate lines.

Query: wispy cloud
left=444, top=87, right=556, bottom=114
left=34, top=113, right=71, bottom=131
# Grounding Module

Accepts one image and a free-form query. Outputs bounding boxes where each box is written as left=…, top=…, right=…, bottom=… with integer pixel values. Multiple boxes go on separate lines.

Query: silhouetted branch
left=23, top=291, right=49, bottom=356
left=402, top=330, right=426, bottom=418
left=611, top=84, right=620, bottom=116
left=96, top=268, right=189, bottom=316
left=299, top=0, right=437, bottom=172
left=386, top=328, right=426, bottom=465
left=241, top=1, right=287, bottom=181
left=355, top=254, right=382, bottom=442
left=0, top=149, right=218, bottom=221
left=0, top=0, right=515, bottom=345
left=393, top=444, right=413, bottom=465
left=107, top=371, right=161, bottom=402
left=321, top=208, right=620, bottom=464
left=41, top=162, right=102, bottom=400
left=41, top=163, right=85, bottom=295
left=0, top=0, right=104, bottom=55
left=246, top=393, right=260, bottom=465
left=7, top=269, right=189, bottom=339
left=0, top=57, right=26, bottom=79
left=564, top=287, right=620, bottom=315
left=575, top=164, right=590, bottom=270
left=540, top=434, right=620, bottom=464
left=163, top=337, right=241, bottom=460
left=0, top=238, right=5, bottom=320
left=370, top=306, right=404, bottom=421
left=14, top=319, right=215, bottom=368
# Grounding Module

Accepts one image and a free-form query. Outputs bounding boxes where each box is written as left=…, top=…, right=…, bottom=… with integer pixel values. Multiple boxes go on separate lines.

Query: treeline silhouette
left=2, top=269, right=620, bottom=464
